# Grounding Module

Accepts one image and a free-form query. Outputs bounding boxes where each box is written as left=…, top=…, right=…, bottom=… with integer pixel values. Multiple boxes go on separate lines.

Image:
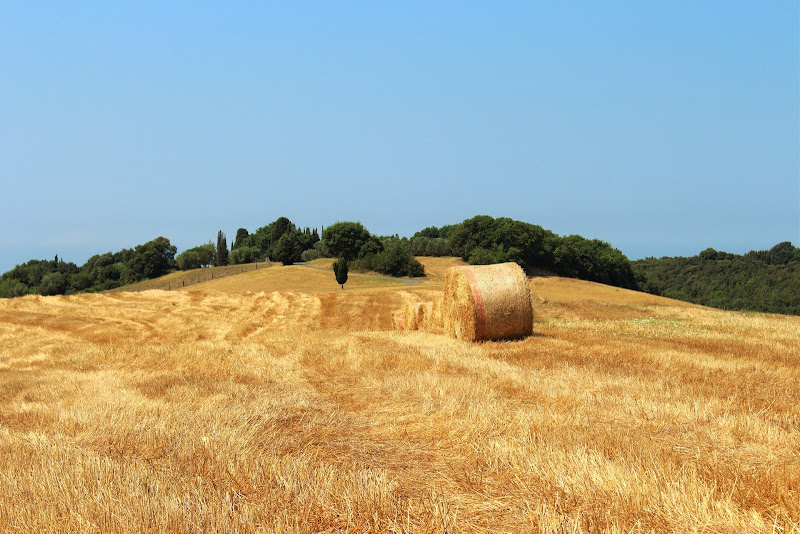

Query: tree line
left=632, top=242, right=800, bottom=315
left=0, top=237, right=176, bottom=297
left=3, top=215, right=797, bottom=317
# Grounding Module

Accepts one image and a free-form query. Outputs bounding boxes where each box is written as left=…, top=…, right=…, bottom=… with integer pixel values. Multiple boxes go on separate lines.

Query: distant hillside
left=633, top=242, right=800, bottom=315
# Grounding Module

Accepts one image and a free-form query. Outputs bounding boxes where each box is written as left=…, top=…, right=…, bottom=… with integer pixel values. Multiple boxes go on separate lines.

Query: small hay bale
left=403, top=303, right=422, bottom=331
left=421, top=299, right=444, bottom=334
left=416, top=301, right=433, bottom=332
left=431, top=297, right=444, bottom=332
left=392, top=310, right=406, bottom=330
left=442, top=262, right=532, bottom=342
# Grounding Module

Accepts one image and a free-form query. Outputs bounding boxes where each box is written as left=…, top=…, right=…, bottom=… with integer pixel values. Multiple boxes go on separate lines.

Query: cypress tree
left=333, top=257, right=348, bottom=289
left=216, top=231, right=229, bottom=266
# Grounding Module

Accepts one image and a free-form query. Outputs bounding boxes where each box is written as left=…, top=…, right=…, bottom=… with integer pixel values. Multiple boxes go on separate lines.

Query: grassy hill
left=0, top=257, right=797, bottom=532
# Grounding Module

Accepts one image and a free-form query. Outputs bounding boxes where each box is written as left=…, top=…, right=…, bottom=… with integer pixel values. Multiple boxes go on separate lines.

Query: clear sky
left=1, top=2, right=798, bottom=272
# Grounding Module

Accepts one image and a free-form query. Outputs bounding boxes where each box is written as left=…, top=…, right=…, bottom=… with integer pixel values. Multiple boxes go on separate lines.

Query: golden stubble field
left=0, top=257, right=798, bottom=533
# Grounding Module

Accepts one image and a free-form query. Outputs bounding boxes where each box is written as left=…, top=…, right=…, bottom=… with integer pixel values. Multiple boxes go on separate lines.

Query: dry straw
left=421, top=299, right=444, bottom=334
left=392, top=311, right=405, bottom=330
left=403, top=303, right=422, bottom=331
left=442, top=262, right=533, bottom=342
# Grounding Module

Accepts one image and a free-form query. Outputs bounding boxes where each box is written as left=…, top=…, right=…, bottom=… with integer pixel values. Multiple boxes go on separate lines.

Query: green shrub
left=230, top=246, right=261, bottom=265
left=300, top=249, right=322, bottom=262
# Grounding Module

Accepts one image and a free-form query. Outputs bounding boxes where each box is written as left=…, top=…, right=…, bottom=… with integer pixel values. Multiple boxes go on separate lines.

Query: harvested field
left=0, top=259, right=798, bottom=532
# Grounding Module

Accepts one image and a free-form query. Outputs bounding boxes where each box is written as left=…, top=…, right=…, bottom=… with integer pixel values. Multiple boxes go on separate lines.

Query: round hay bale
left=442, top=262, right=532, bottom=342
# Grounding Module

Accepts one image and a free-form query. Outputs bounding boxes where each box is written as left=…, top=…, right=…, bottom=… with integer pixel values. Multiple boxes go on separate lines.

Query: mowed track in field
left=0, top=257, right=798, bottom=532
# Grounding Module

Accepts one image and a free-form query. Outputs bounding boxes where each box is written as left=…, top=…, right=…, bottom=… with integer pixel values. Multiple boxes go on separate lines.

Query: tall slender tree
left=216, top=231, right=229, bottom=267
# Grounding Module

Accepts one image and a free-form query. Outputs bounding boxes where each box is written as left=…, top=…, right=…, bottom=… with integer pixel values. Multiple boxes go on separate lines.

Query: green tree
left=229, top=246, right=261, bottom=265
left=176, top=250, right=201, bottom=270
left=40, top=272, right=67, bottom=296
left=333, top=257, right=348, bottom=289
left=232, top=228, right=250, bottom=250
left=216, top=231, right=229, bottom=267
left=129, top=237, right=177, bottom=280
left=271, top=217, right=294, bottom=244
left=322, top=222, right=373, bottom=261
left=0, top=279, right=28, bottom=298
left=769, top=242, right=796, bottom=265
left=273, top=232, right=302, bottom=265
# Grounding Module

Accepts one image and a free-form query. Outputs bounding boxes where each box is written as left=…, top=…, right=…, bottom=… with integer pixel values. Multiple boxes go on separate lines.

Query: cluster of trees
left=434, top=215, right=637, bottom=289
left=173, top=218, right=424, bottom=282
left=633, top=242, right=800, bottom=315
left=5, top=214, right=796, bottom=317
left=174, top=218, right=321, bottom=269
left=229, top=217, right=321, bottom=266
left=0, top=237, right=177, bottom=297
left=323, top=222, right=424, bottom=278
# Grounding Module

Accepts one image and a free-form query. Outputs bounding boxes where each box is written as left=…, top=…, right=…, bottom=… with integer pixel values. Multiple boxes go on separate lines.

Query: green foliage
left=450, top=215, right=559, bottom=271
left=370, top=240, right=425, bottom=277
left=300, top=249, right=322, bottom=262
left=553, top=235, right=636, bottom=288
left=1, top=237, right=177, bottom=297
left=229, top=246, right=261, bottom=265
left=234, top=216, right=303, bottom=261
left=130, top=237, right=177, bottom=279
left=414, top=226, right=441, bottom=239
left=272, top=232, right=302, bottom=265
left=443, top=215, right=636, bottom=289
left=0, top=278, right=28, bottom=298
left=271, top=217, right=294, bottom=244
left=40, top=272, right=67, bottom=296
left=633, top=242, right=800, bottom=315
left=232, top=228, right=249, bottom=250
left=408, top=236, right=455, bottom=257
left=322, top=222, right=373, bottom=261
left=406, top=257, right=424, bottom=277
left=176, top=244, right=214, bottom=269
left=176, top=251, right=201, bottom=270
left=332, top=257, right=349, bottom=289
left=215, top=231, right=229, bottom=267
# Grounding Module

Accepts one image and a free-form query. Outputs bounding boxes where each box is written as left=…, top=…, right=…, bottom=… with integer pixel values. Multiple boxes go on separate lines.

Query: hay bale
left=403, top=302, right=421, bottom=331
left=415, top=301, right=433, bottom=332
left=442, top=262, right=532, bottom=342
left=431, top=297, right=444, bottom=332
left=392, top=310, right=406, bottom=330
left=421, top=298, right=444, bottom=334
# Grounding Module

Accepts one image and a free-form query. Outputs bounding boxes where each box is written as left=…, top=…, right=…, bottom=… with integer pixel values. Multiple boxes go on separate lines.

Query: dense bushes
left=324, top=222, right=424, bottom=277
left=0, top=237, right=176, bottom=296
left=231, top=217, right=319, bottom=264
left=633, top=242, right=800, bottom=315
left=437, top=215, right=637, bottom=289
left=229, top=246, right=260, bottom=265
left=370, top=240, right=424, bottom=277
left=176, top=244, right=215, bottom=270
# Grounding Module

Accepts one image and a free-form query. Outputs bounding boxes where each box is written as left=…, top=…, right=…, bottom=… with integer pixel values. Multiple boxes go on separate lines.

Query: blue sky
left=1, top=2, right=798, bottom=272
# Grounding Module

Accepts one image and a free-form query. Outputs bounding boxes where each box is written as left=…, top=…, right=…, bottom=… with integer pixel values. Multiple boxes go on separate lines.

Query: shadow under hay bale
left=442, top=262, right=533, bottom=342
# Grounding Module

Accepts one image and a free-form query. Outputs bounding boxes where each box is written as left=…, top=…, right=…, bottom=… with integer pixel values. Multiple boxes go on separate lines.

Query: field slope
left=0, top=258, right=798, bottom=532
